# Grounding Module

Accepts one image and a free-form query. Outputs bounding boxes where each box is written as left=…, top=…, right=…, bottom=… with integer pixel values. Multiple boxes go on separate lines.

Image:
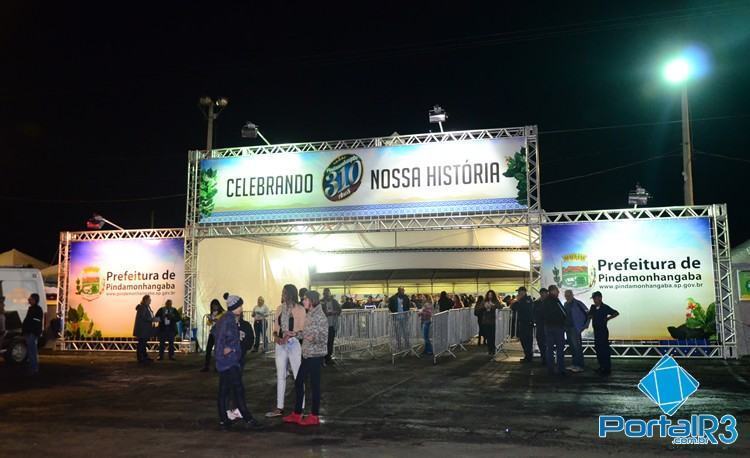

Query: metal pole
left=206, top=102, right=215, bottom=156
left=681, top=85, right=694, bottom=206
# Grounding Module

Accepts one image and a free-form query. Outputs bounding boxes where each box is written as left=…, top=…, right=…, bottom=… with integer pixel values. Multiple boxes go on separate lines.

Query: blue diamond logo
left=638, top=355, right=699, bottom=416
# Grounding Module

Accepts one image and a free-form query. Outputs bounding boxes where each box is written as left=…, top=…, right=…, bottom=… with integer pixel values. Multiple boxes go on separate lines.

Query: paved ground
left=1, top=342, right=748, bottom=457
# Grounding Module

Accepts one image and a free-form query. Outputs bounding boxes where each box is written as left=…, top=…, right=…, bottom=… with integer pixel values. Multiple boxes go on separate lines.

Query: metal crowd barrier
left=431, top=310, right=452, bottom=362
left=494, top=308, right=513, bottom=357
left=389, top=311, right=421, bottom=363
left=333, top=309, right=390, bottom=359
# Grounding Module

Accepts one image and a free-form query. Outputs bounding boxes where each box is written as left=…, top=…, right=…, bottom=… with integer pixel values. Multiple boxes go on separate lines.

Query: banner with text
left=541, top=218, right=716, bottom=341
left=198, top=137, right=529, bottom=223
left=66, top=238, right=185, bottom=338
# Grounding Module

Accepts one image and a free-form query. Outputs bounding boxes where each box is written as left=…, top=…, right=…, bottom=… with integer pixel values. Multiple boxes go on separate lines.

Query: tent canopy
left=0, top=249, right=50, bottom=270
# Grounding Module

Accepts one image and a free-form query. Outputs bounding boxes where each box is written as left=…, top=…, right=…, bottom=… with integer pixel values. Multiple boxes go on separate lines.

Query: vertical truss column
left=528, top=211, right=542, bottom=295
left=711, top=204, right=736, bottom=358
left=183, top=150, right=203, bottom=346
left=525, top=126, right=541, bottom=294
left=56, top=231, right=71, bottom=350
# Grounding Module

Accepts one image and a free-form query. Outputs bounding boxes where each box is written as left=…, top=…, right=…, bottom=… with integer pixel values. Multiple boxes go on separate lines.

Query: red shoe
left=299, top=414, right=320, bottom=426
left=282, top=412, right=303, bottom=424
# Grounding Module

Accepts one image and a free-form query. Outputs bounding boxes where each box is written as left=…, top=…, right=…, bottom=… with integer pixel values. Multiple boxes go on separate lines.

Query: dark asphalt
left=0, top=343, right=748, bottom=456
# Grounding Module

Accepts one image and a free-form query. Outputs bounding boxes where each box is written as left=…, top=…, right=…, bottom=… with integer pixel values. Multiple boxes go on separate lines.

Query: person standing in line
left=225, top=308, right=256, bottom=422
left=214, top=293, right=260, bottom=431
left=419, top=295, right=434, bottom=356
left=512, top=287, right=535, bottom=363
left=251, top=296, right=270, bottom=353
left=299, top=288, right=309, bottom=302
left=437, top=291, right=453, bottom=312
left=133, top=294, right=155, bottom=364
left=266, top=284, right=306, bottom=418
left=22, top=293, right=44, bottom=375
left=532, top=288, right=548, bottom=365
left=588, top=291, right=619, bottom=376
left=320, top=288, right=342, bottom=367
left=452, top=294, right=464, bottom=309
left=542, top=285, right=567, bottom=376
left=283, top=290, right=329, bottom=426
left=155, top=299, right=179, bottom=361
left=474, top=295, right=485, bottom=345
left=388, top=287, right=413, bottom=351
left=202, top=299, right=224, bottom=371
left=563, top=289, right=590, bottom=373
left=480, top=290, right=500, bottom=356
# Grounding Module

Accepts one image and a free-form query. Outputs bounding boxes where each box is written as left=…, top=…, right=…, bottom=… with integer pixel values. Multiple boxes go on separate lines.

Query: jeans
left=481, top=324, right=496, bottom=354
left=566, top=326, right=584, bottom=368
left=295, top=356, right=322, bottom=415
left=422, top=321, right=433, bottom=354
left=204, top=334, right=215, bottom=368
left=159, top=332, right=175, bottom=358
left=326, top=326, right=336, bottom=362
left=275, top=338, right=303, bottom=410
left=217, top=365, right=252, bottom=423
left=518, top=322, right=534, bottom=360
left=253, top=321, right=268, bottom=351
left=535, top=323, right=546, bottom=361
left=544, top=326, right=566, bottom=374
left=594, top=329, right=611, bottom=371
left=136, top=337, right=148, bottom=362
left=25, top=334, right=39, bottom=373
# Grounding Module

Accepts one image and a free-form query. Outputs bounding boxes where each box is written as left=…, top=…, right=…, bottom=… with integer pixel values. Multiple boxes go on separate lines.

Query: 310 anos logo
left=598, top=355, right=738, bottom=446
left=322, top=154, right=363, bottom=202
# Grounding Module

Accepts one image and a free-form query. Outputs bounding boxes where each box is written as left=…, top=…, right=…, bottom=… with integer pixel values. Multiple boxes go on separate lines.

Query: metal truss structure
left=185, top=126, right=542, bottom=329
left=59, top=339, right=191, bottom=352
left=544, top=204, right=735, bottom=359
left=57, top=228, right=185, bottom=352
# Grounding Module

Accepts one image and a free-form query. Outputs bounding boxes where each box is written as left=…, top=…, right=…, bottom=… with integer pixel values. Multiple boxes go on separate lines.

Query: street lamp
left=662, top=57, right=694, bottom=206
left=198, top=96, right=229, bottom=155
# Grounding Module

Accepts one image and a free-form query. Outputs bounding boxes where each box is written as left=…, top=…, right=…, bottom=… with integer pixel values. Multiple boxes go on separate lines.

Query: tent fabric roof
left=0, top=249, right=50, bottom=270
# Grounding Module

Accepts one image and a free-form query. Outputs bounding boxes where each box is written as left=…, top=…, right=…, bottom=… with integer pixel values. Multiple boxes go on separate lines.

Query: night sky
left=2, top=1, right=749, bottom=263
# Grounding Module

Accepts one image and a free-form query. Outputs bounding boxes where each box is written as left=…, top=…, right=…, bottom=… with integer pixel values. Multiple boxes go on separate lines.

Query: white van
left=1, top=267, right=47, bottom=322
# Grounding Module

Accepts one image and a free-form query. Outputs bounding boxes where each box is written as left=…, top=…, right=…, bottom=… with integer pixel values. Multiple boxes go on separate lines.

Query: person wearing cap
left=588, top=292, right=619, bottom=376
left=541, top=285, right=566, bottom=376
left=532, top=288, right=548, bottom=365
left=563, top=289, right=590, bottom=373
left=214, top=293, right=260, bottom=430
left=511, top=286, right=535, bottom=363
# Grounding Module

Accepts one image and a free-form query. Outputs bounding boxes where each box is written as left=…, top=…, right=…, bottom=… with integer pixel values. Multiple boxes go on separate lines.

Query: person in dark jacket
left=542, top=285, right=566, bottom=376
left=202, top=299, right=224, bottom=371
left=388, top=287, right=412, bottom=351
left=479, top=290, right=500, bottom=355
left=511, top=287, right=535, bottom=363
left=215, top=293, right=260, bottom=431
left=437, top=291, right=453, bottom=312
left=532, top=288, right=548, bottom=365
left=474, top=295, right=485, bottom=345
left=133, top=295, right=155, bottom=364
left=588, top=291, right=620, bottom=376
left=155, top=299, right=179, bottom=360
left=22, top=293, right=44, bottom=375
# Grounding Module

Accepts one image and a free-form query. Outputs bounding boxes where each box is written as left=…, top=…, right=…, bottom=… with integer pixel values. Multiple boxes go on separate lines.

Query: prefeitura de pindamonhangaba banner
left=198, top=137, right=530, bottom=223
left=541, top=218, right=716, bottom=341
left=66, top=238, right=185, bottom=338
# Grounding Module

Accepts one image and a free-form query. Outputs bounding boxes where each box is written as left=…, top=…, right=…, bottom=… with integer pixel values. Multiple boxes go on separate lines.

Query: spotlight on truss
left=428, top=105, right=448, bottom=132
left=241, top=121, right=271, bottom=145
left=628, top=183, right=651, bottom=208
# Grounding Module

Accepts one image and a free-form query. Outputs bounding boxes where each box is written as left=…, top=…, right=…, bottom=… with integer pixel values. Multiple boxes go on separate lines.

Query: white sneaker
left=232, top=408, right=242, bottom=419
left=227, top=409, right=238, bottom=420
left=570, top=366, right=584, bottom=373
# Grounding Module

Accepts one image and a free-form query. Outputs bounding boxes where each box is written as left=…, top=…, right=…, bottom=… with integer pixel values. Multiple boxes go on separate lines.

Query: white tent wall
left=195, top=238, right=310, bottom=343
left=312, top=250, right=529, bottom=273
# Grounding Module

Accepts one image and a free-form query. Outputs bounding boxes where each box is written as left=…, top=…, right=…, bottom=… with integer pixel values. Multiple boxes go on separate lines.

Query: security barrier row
left=201, top=307, right=508, bottom=365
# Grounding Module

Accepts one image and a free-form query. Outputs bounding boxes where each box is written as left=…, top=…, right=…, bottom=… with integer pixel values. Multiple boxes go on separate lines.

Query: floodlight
left=199, top=96, right=212, bottom=106
left=663, top=58, right=691, bottom=84
left=217, top=97, right=229, bottom=107
left=628, top=183, right=651, bottom=207
left=428, top=105, right=447, bottom=124
left=241, top=121, right=259, bottom=139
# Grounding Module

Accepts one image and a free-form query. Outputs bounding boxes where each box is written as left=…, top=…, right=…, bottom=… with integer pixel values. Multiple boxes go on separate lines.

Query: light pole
left=663, top=58, right=694, bottom=206
left=198, top=96, right=229, bottom=156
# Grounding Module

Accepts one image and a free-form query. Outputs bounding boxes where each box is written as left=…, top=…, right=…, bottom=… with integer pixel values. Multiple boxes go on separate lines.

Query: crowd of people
left=122, top=283, right=619, bottom=431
